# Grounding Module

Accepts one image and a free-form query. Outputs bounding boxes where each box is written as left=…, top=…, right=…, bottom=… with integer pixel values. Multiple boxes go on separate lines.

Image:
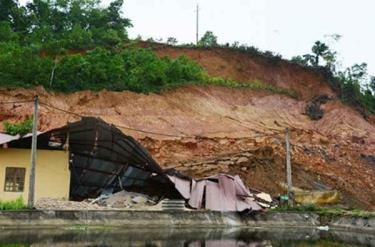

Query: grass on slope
left=271, top=205, right=374, bottom=218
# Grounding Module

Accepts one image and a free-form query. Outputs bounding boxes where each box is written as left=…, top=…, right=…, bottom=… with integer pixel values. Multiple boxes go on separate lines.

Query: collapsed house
left=0, top=117, right=269, bottom=212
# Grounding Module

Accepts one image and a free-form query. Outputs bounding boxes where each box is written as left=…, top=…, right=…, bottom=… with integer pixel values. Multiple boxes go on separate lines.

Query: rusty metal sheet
left=205, top=180, right=224, bottom=211
left=218, top=174, right=237, bottom=211
left=188, top=180, right=206, bottom=209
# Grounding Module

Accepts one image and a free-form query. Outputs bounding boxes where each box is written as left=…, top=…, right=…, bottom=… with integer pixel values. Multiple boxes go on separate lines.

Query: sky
left=119, top=0, right=375, bottom=76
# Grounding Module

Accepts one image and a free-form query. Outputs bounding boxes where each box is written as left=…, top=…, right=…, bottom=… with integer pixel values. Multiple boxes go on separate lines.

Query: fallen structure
left=1, top=117, right=180, bottom=201
left=1, top=117, right=271, bottom=212
left=167, top=173, right=271, bottom=212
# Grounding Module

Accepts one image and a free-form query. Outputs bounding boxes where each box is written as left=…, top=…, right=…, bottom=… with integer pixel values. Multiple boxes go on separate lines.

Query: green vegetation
left=208, top=77, right=298, bottom=98
left=198, top=31, right=218, bottom=47
left=0, top=0, right=131, bottom=49
left=176, top=30, right=375, bottom=115
left=0, top=0, right=207, bottom=93
left=0, top=197, right=29, bottom=210
left=271, top=205, right=375, bottom=218
left=3, top=116, right=33, bottom=135
left=291, top=40, right=375, bottom=115
left=2, top=0, right=373, bottom=113
left=0, top=1, right=297, bottom=97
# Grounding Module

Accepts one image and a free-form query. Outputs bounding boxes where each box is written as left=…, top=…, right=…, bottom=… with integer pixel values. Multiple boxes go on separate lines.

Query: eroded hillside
left=0, top=45, right=374, bottom=209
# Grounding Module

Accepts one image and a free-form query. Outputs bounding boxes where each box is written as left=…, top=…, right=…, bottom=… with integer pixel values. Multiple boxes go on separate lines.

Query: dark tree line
left=0, top=0, right=206, bottom=93
left=0, top=0, right=131, bottom=48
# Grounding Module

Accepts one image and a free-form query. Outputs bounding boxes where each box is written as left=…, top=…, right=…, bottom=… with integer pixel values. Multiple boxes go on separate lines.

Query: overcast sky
left=121, top=0, right=374, bottom=76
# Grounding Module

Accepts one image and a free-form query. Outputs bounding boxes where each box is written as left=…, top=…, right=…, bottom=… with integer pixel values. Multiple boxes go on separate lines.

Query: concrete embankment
left=0, top=210, right=374, bottom=233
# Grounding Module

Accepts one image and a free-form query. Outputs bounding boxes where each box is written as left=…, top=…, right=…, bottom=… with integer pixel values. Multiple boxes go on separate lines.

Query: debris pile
left=87, top=190, right=156, bottom=209
left=35, top=191, right=158, bottom=211
left=35, top=198, right=104, bottom=210
left=254, top=192, right=273, bottom=208
left=168, top=173, right=274, bottom=212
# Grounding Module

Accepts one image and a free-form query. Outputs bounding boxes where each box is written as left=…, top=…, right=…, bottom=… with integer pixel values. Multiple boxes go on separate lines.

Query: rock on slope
left=0, top=45, right=374, bottom=209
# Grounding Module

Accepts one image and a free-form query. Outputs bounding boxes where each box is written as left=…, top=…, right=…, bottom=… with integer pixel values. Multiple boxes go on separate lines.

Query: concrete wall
left=0, top=148, right=70, bottom=202
left=0, top=210, right=373, bottom=233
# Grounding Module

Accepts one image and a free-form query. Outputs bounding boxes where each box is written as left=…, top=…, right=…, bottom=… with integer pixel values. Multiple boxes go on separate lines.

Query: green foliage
left=271, top=205, right=374, bottom=218
left=198, top=31, right=218, bottom=47
left=1, top=0, right=131, bottom=49
left=166, top=37, right=178, bottom=45
left=208, top=77, right=298, bottom=98
left=0, top=21, right=19, bottom=42
left=337, top=63, right=375, bottom=113
left=369, top=76, right=375, bottom=92
left=291, top=41, right=375, bottom=115
left=0, top=46, right=206, bottom=93
left=0, top=197, right=29, bottom=210
left=3, top=116, right=33, bottom=135
left=0, top=42, right=53, bottom=87
left=311, top=41, right=330, bottom=66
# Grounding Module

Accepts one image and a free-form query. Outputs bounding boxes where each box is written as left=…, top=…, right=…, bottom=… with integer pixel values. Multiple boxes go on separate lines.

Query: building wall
left=0, top=148, right=70, bottom=202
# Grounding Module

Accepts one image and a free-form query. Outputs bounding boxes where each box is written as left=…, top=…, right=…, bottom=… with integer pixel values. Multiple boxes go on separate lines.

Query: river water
left=0, top=227, right=373, bottom=246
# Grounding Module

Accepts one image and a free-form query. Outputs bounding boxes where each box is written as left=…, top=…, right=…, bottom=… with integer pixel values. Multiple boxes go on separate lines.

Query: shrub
left=3, top=117, right=33, bottom=136
left=0, top=43, right=53, bottom=88
left=50, top=48, right=206, bottom=93
left=198, top=31, right=218, bottom=47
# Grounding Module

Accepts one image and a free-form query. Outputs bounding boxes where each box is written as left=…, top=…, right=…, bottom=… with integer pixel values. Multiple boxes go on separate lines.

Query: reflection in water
left=0, top=227, right=372, bottom=247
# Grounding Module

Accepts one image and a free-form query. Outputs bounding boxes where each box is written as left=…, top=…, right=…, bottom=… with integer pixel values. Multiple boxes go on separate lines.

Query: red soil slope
left=0, top=45, right=374, bottom=209
left=141, top=42, right=334, bottom=100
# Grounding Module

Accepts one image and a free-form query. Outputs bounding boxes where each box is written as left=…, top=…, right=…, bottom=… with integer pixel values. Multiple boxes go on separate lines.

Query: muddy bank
left=0, top=211, right=373, bottom=233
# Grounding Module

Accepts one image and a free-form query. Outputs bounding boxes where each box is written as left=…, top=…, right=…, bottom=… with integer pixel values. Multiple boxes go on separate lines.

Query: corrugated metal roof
left=1, top=118, right=179, bottom=200
left=0, top=132, right=43, bottom=145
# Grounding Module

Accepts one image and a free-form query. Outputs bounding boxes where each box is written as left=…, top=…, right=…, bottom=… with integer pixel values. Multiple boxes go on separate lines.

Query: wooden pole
left=28, top=95, right=38, bottom=207
left=285, top=127, right=293, bottom=206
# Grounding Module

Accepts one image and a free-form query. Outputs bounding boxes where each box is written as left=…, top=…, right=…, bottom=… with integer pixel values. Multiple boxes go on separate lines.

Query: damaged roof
left=2, top=117, right=175, bottom=199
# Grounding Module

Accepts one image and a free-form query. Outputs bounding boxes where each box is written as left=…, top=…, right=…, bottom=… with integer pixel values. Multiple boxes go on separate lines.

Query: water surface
left=0, top=227, right=373, bottom=246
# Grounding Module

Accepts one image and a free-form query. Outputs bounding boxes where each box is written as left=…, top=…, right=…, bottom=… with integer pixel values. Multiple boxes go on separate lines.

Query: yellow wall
left=0, top=148, right=70, bottom=202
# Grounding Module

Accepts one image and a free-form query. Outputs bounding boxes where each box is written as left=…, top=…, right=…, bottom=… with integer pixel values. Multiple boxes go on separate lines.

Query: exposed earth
left=0, top=45, right=374, bottom=210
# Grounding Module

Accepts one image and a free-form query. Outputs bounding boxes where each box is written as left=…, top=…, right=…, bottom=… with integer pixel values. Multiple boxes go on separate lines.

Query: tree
left=24, top=0, right=131, bottom=47
left=167, top=37, right=178, bottom=45
left=291, top=55, right=309, bottom=66
left=0, top=21, right=19, bottom=42
left=198, top=31, right=218, bottom=47
left=369, top=76, right=375, bottom=93
left=311, top=41, right=329, bottom=66
left=0, top=0, right=29, bottom=33
left=0, top=0, right=17, bottom=23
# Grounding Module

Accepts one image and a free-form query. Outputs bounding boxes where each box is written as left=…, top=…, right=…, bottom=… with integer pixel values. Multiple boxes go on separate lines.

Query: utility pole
left=28, top=95, right=38, bottom=207
left=285, top=127, right=294, bottom=206
left=196, top=4, right=199, bottom=45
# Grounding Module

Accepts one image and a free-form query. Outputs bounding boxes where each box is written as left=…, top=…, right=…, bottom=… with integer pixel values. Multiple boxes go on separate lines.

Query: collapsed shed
left=2, top=117, right=180, bottom=200
left=1, top=117, right=269, bottom=212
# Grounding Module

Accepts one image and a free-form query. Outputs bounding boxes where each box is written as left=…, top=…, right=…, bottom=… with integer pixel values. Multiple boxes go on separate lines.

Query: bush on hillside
left=3, top=116, right=33, bottom=136
left=0, top=45, right=207, bottom=93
